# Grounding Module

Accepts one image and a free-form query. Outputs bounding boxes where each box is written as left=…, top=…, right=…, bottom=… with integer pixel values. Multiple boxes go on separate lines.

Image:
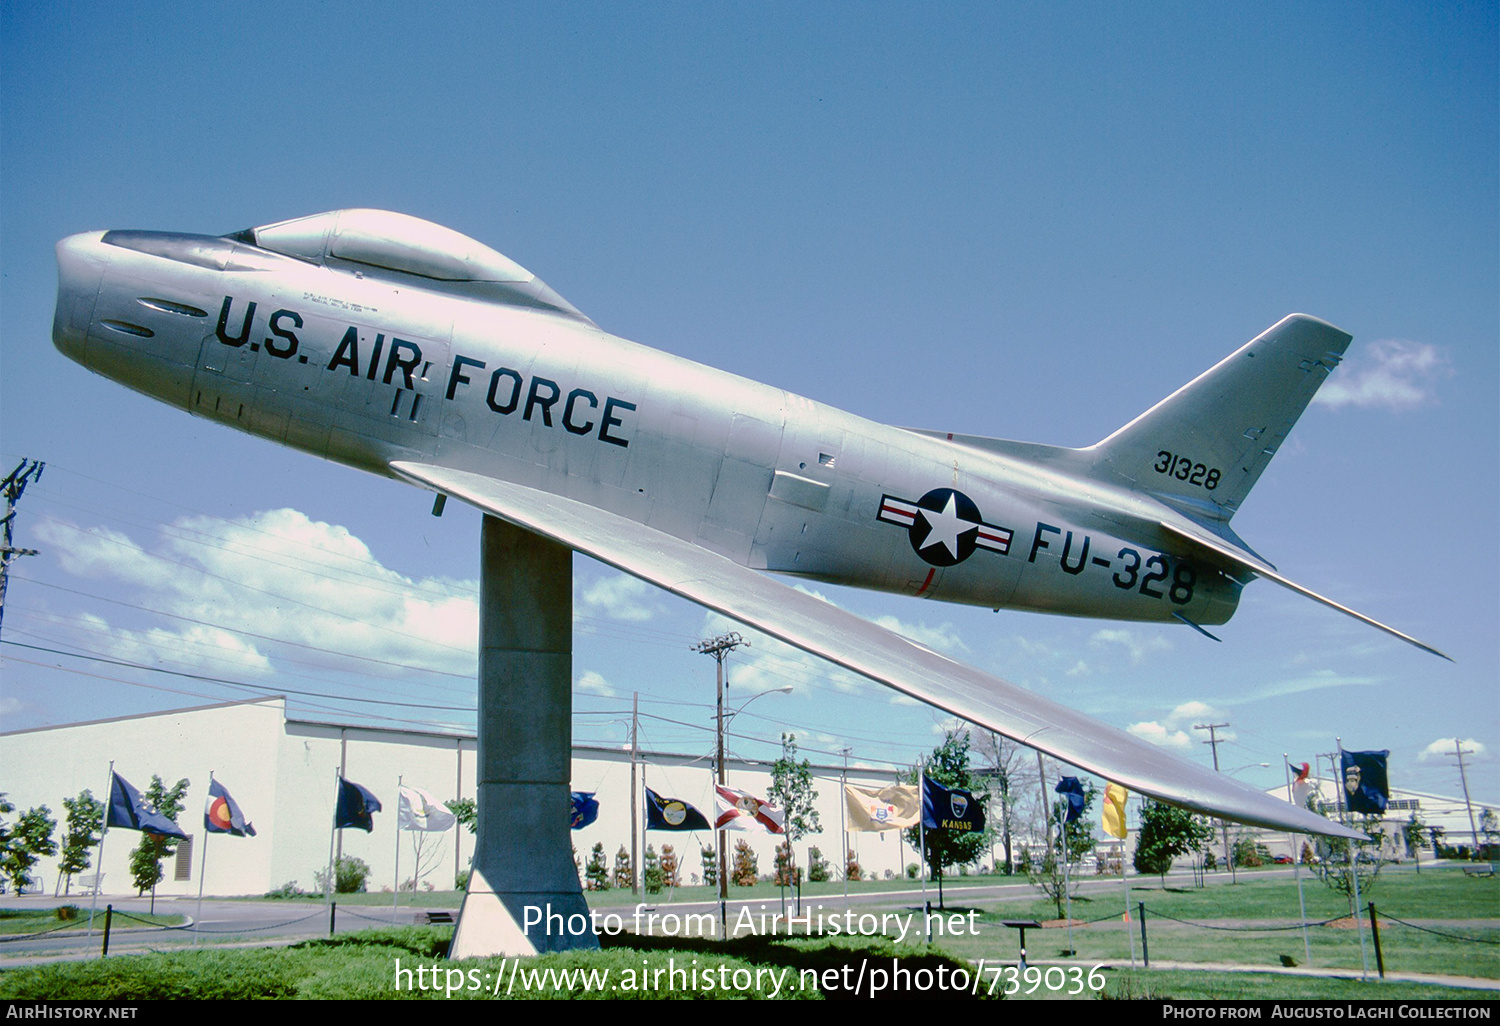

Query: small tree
left=1025, top=781, right=1099, bottom=918
left=128, top=776, right=189, bottom=906
left=773, top=841, right=798, bottom=886
left=732, top=839, right=758, bottom=886
left=904, top=729, right=989, bottom=906
left=660, top=844, right=680, bottom=887
left=613, top=846, right=633, bottom=889
left=700, top=843, right=718, bottom=889
left=768, top=733, right=820, bottom=887
left=58, top=791, right=104, bottom=895
left=643, top=845, right=664, bottom=894
left=1313, top=814, right=1385, bottom=902
left=1, top=805, right=57, bottom=895
left=585, top=843, right=610, bottom=891
left=446, top=797, right=477, bottom=835
left=1133, top=799, right=1213, bottom=884
left=806, top=845, right=830, bottom=882
left=1231, top=836, right=1264, bottom=868
left=845, top=848, right=862, bottom=882
left=585, top=840, right=609, bottom=888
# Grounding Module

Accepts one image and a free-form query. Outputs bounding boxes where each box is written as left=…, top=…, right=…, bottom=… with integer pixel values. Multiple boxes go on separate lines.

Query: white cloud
left=1127, top=721, right=1193, bottom=749
left=578, top=573, right=657, bottom=622
left=871, top=615, right=967, bottom=654
left=1315, top=339, right=1449, bottom=410
left=1229, top=671, right=1380, bottom=703
left=34, top=510, right=483, bottom=688
left=1064, top=660, right=1091, bottom=677
left=1419, top=738, right=1487, bottom=762
left=576, top=670, right=616, bottom=697
left=1090, top=628, right=1172, bottom=664
left=1168, top=700, right=1224, bottom=725
left=1127, top=698, right=1236, bottom=749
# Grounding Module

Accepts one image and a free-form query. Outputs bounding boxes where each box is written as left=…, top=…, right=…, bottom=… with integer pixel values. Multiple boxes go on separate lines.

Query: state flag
left=1101, top=782, right=1128, bottom=840
left=397, top=785, right=456, bottom=832
left=570, top=791, right=600, bottom=830
left=1340, top=750, right=1390, bottom=816
left=1055, top=776, right=1086, bottom=823
left=844, top=783, right=920, bottom=831
left=107, top=772, right=188, bottom=839
left=204, top=779, right=256, bottom=837
left=645, top=788, right=709, bottom=831
left=334, top=776, right=382, bottom=832
left=713, top=785, right=784, bottom=833
left=921, top=777, right=986, bottom=833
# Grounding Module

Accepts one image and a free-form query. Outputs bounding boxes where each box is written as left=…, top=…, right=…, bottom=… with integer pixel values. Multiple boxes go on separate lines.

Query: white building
left=1, top=697, right=919, bottom=897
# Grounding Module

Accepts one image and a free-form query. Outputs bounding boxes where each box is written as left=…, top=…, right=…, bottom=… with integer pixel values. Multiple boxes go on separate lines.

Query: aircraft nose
left=53, top=231, right=106, bottom=365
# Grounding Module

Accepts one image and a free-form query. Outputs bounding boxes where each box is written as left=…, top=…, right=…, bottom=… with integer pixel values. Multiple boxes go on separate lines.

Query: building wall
left=3, top=698, right=921, bottom=897
left=1, top=697, right=285, bottom=898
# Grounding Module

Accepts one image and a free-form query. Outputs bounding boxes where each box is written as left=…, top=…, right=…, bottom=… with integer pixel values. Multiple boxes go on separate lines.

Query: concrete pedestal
left=449, top=516, right=598, bottom=958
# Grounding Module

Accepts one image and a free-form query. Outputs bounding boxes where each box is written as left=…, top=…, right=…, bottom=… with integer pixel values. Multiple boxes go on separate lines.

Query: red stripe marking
left=915, top=568, right=935, bottom=595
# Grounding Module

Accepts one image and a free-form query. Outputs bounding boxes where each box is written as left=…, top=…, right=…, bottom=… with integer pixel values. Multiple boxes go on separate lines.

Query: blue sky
left=2, top=2, right=1495, bottom=807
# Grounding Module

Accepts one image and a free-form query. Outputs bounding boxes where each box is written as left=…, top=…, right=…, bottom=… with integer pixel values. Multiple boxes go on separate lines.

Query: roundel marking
left=909, top=488, right=983, bottom=567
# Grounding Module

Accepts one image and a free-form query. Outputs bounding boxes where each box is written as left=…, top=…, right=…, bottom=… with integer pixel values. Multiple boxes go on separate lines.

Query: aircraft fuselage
left=53, top=226, right=1241, bottom=628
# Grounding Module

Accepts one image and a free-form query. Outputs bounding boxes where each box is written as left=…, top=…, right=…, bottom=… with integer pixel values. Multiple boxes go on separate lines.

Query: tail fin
left=1091, top=314, right=1352, bottom=521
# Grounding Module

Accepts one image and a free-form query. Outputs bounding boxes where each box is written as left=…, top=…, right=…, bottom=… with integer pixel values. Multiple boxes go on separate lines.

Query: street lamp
left=1221, top=762, right=1271, bottom=877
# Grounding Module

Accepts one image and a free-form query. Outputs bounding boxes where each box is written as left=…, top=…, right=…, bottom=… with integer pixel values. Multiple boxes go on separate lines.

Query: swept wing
left=391, top=460, right=1363, bottom=840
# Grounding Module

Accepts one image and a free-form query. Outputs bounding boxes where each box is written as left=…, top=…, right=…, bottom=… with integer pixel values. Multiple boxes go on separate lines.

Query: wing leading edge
left=392, top=460, right=1363, bottom=841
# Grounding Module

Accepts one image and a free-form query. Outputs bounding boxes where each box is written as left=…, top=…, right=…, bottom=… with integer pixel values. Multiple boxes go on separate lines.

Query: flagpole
left=839, top=749, right=849, bottom=912
left=918, top=765, right=929, bottom=944
left=326, top=768, right=338, bottom=921
left=1338, top=738, right=1371, bottom=980
left=1061, top=793, right=1075, bottom=956
left=1283, top=754, right=1312, bottom=967
left=1122, top=839, right=1135, bottom=968
left=196, top=771, right=213, bottom=947
left=87, top=760, right=114, bottom=944
left=393, top=775, right=403, bottom=915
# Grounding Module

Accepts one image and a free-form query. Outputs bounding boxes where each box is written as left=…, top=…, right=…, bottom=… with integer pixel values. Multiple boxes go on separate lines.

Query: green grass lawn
left=0, top=906, right=184, bottom=936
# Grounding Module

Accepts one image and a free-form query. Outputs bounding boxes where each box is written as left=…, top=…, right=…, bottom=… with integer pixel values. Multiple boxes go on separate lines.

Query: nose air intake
left=53, top=232, right=105, bottom=364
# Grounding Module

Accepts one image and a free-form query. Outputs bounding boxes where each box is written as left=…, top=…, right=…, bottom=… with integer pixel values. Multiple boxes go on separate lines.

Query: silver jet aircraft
left=53, top=209, right=1444, bottom=839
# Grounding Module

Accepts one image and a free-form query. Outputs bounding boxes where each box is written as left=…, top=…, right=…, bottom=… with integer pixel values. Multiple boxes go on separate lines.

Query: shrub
left=313, top=856, right=371, bottom=895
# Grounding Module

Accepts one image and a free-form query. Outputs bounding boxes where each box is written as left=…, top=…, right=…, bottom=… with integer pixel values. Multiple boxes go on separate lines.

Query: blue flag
left=335, top=777, right=382, bottom=832
left=1340, top=750, right=1390, bottom=815
left=570, top=791, right=599, bottom=829
left=205, top=778, right=256, bottom=837
left=107, top=772, right=187, bottom=839
left=1055, top=776, right=1086, bottom=823
left=644, top=787, right=710, bottom=831
left=921, top=777, right=986, bottom=832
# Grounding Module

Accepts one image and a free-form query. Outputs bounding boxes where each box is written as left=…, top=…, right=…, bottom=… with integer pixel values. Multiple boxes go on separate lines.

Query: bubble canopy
left=244, top=209, right=535, bottom=283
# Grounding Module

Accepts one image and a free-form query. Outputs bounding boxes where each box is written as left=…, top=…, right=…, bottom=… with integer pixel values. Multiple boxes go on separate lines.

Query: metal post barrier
left=1368, top=902, right=1385, bottom=979
left=1137, top=901, right=1149, bottom=969
left=329, top=900, right=337, bottom=937
left=101, top=905, right=112, bottom=957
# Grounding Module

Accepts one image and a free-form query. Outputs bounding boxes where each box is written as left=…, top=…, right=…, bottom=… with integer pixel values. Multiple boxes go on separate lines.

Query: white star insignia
left=917, top=493, right=977, bottom=559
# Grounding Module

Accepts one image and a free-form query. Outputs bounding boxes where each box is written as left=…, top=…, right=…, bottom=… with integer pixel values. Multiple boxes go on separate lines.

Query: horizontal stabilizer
left=393, top=460, right=1366, bottom=840
left=1157, top=519, right=1451, bottom=661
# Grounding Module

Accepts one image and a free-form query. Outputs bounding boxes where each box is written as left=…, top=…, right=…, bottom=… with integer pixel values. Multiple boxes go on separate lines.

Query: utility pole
left=1446, top=741, right=1480, bottom=849
left=1195, top=722, right=1233, bottom=877
left=693, top=631, right=745, bottom=936
left=0, top=458, right=44, bottom=643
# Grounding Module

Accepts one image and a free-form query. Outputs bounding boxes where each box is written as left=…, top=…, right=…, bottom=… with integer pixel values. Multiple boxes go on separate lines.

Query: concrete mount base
left=449, top=516, right=598, bottom=958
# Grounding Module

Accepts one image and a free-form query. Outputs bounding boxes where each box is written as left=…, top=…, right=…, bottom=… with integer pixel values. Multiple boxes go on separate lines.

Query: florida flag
left=713, top=785, right=784, bottom=833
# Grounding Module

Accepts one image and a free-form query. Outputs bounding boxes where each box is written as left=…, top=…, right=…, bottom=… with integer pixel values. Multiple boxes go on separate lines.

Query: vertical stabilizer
left=1091, top=314, right=1352, bottom=520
